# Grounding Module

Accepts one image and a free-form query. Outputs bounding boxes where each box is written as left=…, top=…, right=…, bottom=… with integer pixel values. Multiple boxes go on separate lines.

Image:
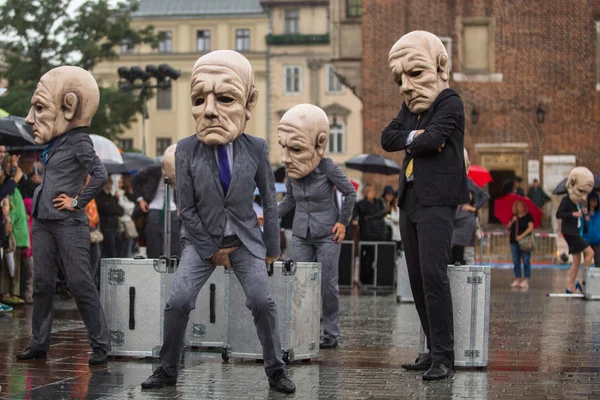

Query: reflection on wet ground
left=0, top=268, right=599, bottom=399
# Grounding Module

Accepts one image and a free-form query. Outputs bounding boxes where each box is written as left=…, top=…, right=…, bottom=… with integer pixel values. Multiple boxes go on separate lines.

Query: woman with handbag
left=507, top=199, right=534, bottom=289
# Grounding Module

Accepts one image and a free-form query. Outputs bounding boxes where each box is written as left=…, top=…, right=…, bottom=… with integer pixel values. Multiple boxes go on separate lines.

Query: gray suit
left=278, top=158, right=356, bottom=340
left=30, top=129, right=110, bottom=352
left=160, top=134, right=284, bottom=377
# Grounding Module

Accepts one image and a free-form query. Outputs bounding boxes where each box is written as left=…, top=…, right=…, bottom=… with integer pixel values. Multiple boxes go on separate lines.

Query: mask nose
left=204, top=95, right=218, bottom=119
left=281, top=148, right=291, bottom=164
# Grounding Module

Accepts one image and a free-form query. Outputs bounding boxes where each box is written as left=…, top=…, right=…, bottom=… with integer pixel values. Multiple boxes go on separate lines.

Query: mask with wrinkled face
left=567, top=167, right=594, bottom=205
left=388, top=31, right=450, bottom=114
left=25, top=66, right=99, bottom=144
left=277, top=104, right=329, bottom=180
left=190, top=50, right=258, bottom=145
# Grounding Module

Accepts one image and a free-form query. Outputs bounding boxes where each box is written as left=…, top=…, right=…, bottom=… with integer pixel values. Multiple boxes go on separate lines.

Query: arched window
left=329, top=121, right=345, bottom=154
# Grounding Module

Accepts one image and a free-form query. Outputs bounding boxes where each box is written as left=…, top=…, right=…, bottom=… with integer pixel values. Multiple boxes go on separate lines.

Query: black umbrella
left=0, top=116, right=36, bottom=146
left=552, top=175, right=600, bottom=195
left=103, top=161, right=129, bottom=175
left=122, top=152, right=159, bottom=172
left=345, top=153, right=401, bottom=175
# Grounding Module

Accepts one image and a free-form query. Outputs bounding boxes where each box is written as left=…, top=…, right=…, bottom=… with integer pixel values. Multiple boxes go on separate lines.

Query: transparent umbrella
left=90, top=134, right=127, bottom=174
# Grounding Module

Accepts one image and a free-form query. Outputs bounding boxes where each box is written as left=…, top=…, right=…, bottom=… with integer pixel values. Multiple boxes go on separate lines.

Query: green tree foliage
left=0, top=0, right=160, bottom=140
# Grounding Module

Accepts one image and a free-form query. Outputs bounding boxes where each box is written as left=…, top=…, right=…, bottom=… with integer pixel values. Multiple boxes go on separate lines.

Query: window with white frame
left=157, top=86, right=172, bottom=110
left=284, top=66, right=302, bottom=94
left=158, top=31, right=172, bottom=53
left=285, top=10, right=300, bottom=34
left=197, top=30, right=211, bottom=52
left=156, top=138, right=172, bottom=157
left=326, top=65, right=344, bottom=93
left=328, top=121, right=345, bottom=154
left=236, top=29, right=251, bottom=52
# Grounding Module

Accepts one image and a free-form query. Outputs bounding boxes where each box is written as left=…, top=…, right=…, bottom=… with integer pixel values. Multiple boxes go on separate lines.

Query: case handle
left=209, top=283, right=216, bottom=324
left=129, top=287, right=136, bottom=330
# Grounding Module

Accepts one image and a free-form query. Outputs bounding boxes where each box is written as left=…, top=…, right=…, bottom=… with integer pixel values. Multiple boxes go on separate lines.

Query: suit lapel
left=45, top=134, right=70, bottom=164
left=203, top=143, right=224, bottom=198
left=227, top=138, right=243, bottom=199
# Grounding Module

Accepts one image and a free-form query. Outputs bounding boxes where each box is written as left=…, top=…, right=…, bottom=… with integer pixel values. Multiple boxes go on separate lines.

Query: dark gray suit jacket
left=278, top=158, right=357, bottom=239
left=32, top=128, right=108, bottom=221
left=176, top=134, right=279, bottom=260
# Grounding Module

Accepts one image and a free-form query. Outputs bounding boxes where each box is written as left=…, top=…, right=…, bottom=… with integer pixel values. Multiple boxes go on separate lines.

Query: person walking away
left=96, top=178, right=124, bottom=259
left=583, top=192, right=600, bottom=268
left=556, top=167, right=596, bottom=293
left=506, top=200, right=534, bottom=289
left=451, top=150, right=490, bottom=265
left=527, top=179, right=550, bottom=209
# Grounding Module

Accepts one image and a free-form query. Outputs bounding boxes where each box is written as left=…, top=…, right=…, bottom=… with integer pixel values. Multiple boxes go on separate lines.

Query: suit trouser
left=160, top=242, right=285, bottom=377
left=293, top=233, right=341, bottom=340
left=30, top=219, right=110, bottom=352
left=146, top=210, right=181, bottom=258
left=399, top=186, right=455, bottom=367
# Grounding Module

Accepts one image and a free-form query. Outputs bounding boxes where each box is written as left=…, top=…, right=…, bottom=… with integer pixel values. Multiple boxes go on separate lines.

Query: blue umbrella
left=254, top=183, right=286, bottom=196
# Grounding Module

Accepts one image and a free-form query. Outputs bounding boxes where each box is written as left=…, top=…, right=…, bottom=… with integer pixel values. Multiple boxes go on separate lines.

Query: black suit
left=132, top=164, right=180, bottom=258
left=557, top=196, right=584, bottom=235
left=381, top=88, right=469, bottom=368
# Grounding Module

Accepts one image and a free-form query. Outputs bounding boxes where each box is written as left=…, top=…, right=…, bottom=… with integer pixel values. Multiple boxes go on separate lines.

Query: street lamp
left=117, top=64, right=180, bottom=155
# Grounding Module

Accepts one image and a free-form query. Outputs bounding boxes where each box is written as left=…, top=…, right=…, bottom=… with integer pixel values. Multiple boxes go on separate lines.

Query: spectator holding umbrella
left=583, top=192, right=600, bottom=268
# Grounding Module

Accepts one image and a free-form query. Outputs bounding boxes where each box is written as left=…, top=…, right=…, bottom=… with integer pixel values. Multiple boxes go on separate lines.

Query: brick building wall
left=361, top=0, right=600, bottom=195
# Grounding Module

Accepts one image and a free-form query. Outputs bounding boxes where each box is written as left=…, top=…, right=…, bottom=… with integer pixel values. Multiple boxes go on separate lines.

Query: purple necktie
left=217, top=144, right=232, bottom=195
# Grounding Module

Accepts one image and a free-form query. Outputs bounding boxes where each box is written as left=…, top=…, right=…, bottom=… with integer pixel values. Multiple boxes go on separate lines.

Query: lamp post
left=117, top=64, right=180, bottom=155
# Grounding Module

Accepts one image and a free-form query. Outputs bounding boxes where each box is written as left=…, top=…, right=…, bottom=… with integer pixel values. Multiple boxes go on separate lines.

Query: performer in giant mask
left=277, top=104, right=356, bottom=349
left=141, top=50, right=295, bottom=394
left=556, top=167, right=595, bottom=293
left=381, top=31, right=469, bottom=380
left=17, top=66, right=110, bottom=364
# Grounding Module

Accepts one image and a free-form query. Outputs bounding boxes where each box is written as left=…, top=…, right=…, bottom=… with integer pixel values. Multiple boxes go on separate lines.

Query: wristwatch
left=71, top=198, right=79, bottom=210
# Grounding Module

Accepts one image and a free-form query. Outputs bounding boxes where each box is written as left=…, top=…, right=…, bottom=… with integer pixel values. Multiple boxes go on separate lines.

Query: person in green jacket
left=3, top=186, right=30, bottom=305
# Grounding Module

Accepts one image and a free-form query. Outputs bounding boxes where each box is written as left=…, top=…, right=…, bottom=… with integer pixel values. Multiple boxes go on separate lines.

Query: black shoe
left=141, top=366, right=178, bottom=389
left=422, top=362, right=453, bottom=381
left=401, top=353, right=432, bottom=371
left=88, top=348, right=108, bottom=364
left=319, top=338, right=338, bottom=349
left=16, top=347, right=47, bottom=361
left=268, top=369, right=296, bottom=394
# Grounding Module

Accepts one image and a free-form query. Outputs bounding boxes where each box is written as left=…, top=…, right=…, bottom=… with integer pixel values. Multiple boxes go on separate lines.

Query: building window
left=326, top=65, right=344, bottom=94
left=438, top=36, right=453, bottom=72
left=284, top=66, right=302, bottom=94
left=236, top=29, right=250, bottom=52
left=119, top=139, right=134, bottom=151
left=157, top=86, right=172, bottom=110
left=120, top=39, right=133, bottom=54
left=158, top=31, right=172, bottom=53
left=346, top=0, right=361, bottom=18
left=197, top=30, right=211, bottom=52
left=285, top=10, right=300, bottom=34
left=156, top=138, right=172, bottom=157
left=328, top=121, right=345, bottom=154
left=461, top=19, right=494, bottom=74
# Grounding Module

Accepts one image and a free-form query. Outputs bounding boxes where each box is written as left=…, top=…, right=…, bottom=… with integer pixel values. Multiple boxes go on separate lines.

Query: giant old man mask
left=25, top=66, right=100, bottom=145
left=277, top=104, right=329, bottom=180
left=191, top=50, right=258, bottom=145
left=388, top=30, right=450, bottom=114
left=567, top=167, right=595, bottom=205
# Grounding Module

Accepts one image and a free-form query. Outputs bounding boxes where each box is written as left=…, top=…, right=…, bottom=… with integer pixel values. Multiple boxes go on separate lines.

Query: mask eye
left=194, top=98, right=205, bottom=106
left=409, top=70, right=422, bottom=78
left=290, top=147, right=302, bottom=153
left=217, top=96, right=234, bottom=104
left=35, top=105, right=43, bottom=112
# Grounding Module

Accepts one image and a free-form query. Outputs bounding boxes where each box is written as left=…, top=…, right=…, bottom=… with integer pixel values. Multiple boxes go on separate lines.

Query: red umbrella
left=468, top=165, right=493, bottom=187
left=350, top=179, right=360, bottom=192
left=494, top=194, right=542, bottom=228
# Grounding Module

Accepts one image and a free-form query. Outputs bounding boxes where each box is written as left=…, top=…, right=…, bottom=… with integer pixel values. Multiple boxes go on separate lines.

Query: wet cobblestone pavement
left=0, top=268, right=599, bottom=399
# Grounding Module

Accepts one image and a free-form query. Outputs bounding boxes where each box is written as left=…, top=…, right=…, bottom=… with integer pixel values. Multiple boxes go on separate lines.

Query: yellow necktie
left=405, top=115, right=420, bottom=178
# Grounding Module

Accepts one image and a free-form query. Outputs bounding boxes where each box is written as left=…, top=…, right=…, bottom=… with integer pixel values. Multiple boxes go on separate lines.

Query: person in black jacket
left=96, top=178, right=124, bottom=259
left=556, top=167, right=596, bottom=294
left=381, top=31, right=469, bottom=381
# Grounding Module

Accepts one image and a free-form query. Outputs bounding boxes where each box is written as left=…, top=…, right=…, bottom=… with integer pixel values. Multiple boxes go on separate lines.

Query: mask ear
left=315, top=132, right=328, bottom=157
left=245, top=88, right=258, bottom=120
left=437, top=54, right=449, bottom=82
left=62, top=92, right=79, bottom=121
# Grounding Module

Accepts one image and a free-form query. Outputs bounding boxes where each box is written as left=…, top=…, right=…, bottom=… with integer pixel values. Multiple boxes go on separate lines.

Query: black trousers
left=400, top=185, right=455, bottom=367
